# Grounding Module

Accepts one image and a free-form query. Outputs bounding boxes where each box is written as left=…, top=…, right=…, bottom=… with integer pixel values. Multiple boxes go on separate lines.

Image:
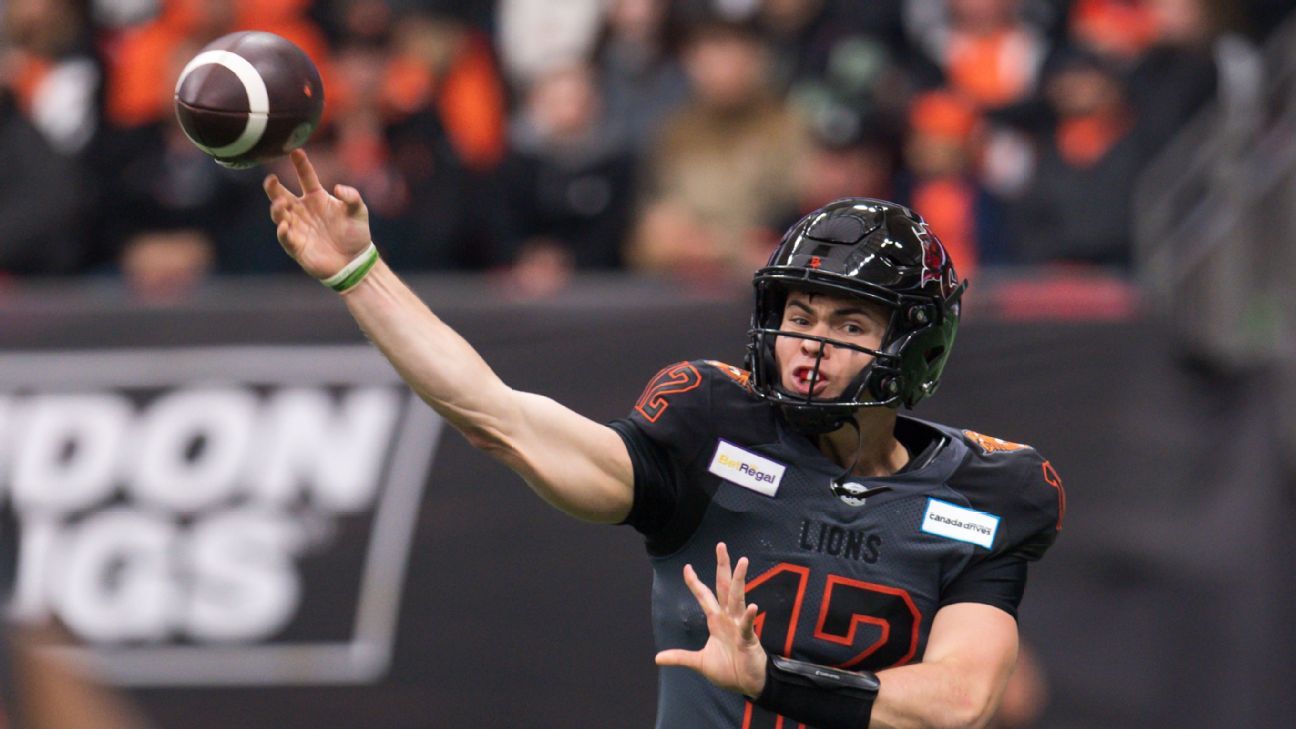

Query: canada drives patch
left=921, top=498, right=1000, bottom=549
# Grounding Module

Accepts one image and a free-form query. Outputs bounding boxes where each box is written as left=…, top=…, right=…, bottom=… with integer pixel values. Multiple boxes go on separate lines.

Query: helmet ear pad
left=885, top=305, right=959, bottom=406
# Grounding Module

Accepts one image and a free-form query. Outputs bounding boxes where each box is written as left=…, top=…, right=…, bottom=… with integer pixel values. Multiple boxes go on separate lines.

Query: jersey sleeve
left=940, top=434, right=1066, bottom=618
left=608, top=361, right=719, bottom=539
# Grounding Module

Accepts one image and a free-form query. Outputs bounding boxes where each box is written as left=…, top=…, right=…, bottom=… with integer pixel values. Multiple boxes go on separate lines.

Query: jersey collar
left=775, top=413, right=967, bottom=487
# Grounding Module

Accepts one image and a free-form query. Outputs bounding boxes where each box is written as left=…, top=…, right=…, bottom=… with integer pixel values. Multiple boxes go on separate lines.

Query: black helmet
left=745, top=198, right=965, bottom=434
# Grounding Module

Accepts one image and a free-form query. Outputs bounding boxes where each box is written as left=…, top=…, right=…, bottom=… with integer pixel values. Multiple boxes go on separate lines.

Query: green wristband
left=320, top=242, right=380, bottom=293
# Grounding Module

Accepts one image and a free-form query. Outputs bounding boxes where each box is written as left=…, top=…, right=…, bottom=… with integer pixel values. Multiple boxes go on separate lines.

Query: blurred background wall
left=1, top=1, right=1294, bottom=728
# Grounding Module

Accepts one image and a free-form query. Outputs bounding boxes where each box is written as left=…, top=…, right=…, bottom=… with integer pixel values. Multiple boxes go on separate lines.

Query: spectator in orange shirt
left=903, top=0, right=1053, bottom=111
left=899, top=90, right=1009, bottom=278
left=275, top=2, right=508, bottom=271
left=104, top=0, right=334, bottom=129
left=1069, top=0, right=1161, bottom=63
left=1011, top=48, right=1146, bottom=266
left=94, top=0, right=335, bottom=293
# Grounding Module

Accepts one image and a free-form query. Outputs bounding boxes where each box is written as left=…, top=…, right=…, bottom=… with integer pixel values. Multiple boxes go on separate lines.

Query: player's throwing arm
left=263, top=150, right=635, bottom=523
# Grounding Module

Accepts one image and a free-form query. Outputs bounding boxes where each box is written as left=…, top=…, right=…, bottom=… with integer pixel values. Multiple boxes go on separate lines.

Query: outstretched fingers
left=682, top=564, right=721, bottom=616
left=715, top=542, right=732, bottom=608
left=334, top=184, right=364, bottom=217
left=714, top=543, right=754, bottom=621
left=290, top=148, right=324, bottom=194
left=730, top=555, right=759, bottom=643
left=739, top=603, right=758, bottom=642
left=269, top=196, right=290, bottom=224
left=655, top=647, right=702, bottom=670
left=263, top=173, right=294, bottom=202
left=728, top=555, right=750, bottom=617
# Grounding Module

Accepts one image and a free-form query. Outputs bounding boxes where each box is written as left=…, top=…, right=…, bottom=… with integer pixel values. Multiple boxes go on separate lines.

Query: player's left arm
left=661, top=549, right=1020, bottom=729
left=867, top=602, right=1018, bottom=729
left=860, top=444, right=1064, bottom=728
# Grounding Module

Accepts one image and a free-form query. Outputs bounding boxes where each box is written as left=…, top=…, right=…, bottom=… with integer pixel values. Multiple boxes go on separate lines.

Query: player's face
left=775, top=290, right=888, bottom=399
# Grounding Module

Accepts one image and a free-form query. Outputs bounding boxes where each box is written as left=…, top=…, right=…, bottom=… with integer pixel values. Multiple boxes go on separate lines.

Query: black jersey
left=609, top=361, right=1064, bottom=729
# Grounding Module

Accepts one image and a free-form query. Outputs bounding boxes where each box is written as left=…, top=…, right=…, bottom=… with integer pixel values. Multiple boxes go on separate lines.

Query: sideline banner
left=1, top=346, right=438, bottom=685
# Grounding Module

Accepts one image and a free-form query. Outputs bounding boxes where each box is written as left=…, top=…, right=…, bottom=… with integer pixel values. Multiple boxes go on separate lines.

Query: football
left=174, top=31, right=324, bottom=169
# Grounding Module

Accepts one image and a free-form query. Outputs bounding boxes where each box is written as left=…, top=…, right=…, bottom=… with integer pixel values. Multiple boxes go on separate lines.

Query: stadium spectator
left=91, top=0, right=338, bottom=290
left=105, top=0, right=334, bottom=129
left=310, top=5, right=506, bottom=271
left=902, top=0, right=1054, bottom=110
left=776, top=115, right=900, bottom=234
left=324, top=34, right=411, bottom=228
left=379, top=8, right=506, bottom=269
left=493, top=61, right=637, bottom=295
left=1126, top=0, right=1233, bottom=154
left=898, top=90, right=1010, bottom=279
left=496, top=0, right=606, bottom=86
left=0, top=0, right=101, bottom=275
left=627, top=15, right=808, bottom=285
left=591, top=0, right=691, bottom=156
left=1068, top=0, right=1161, bottom=62
left=1010, top=47, right=1146, bottom=266
left=757, top=0, right=911, bottom=133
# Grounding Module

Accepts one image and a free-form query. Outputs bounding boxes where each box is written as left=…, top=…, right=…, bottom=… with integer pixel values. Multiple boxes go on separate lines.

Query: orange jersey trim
left=962, top=430, right=1029, bottom=454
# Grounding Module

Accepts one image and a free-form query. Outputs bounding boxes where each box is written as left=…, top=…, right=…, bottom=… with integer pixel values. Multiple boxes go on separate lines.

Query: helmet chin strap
left=829, top=418, right=865, bottom=488
left=828, top=417, right=894, bottom=502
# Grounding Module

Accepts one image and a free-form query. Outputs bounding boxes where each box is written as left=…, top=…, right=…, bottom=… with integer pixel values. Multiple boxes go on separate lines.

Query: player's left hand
left=655, top=543, right=767, bottom=698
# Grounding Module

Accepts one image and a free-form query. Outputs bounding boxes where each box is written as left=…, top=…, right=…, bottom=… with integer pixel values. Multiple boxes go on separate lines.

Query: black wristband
left=753, top=653, right=880, bottom=729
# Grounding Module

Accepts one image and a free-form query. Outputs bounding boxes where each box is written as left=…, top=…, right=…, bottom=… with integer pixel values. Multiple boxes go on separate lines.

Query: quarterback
left=265, top=149, right=1063, bottom=729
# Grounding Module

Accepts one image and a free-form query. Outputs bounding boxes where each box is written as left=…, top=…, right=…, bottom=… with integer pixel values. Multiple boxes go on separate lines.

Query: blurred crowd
left=0, top=0, right=1290, bottom=299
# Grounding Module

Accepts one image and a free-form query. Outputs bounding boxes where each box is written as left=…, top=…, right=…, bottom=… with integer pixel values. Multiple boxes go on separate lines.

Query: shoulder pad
left=948, top=430, right=1066, bottom=556
left=701, top=360, right=753, bottom=392
left=960, top=429, right=1035, bottom=456
left=956, top=429, right=1064, bottom=530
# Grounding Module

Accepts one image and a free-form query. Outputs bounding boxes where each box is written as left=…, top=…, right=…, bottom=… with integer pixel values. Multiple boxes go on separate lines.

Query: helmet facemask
left=748, top=284, right=909, bottom=434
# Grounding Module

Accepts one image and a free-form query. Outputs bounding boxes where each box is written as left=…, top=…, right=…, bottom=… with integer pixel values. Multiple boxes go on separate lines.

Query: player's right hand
left=264, top=149, right=372, bottom=280
left=655, top=543, right=768, bottom=698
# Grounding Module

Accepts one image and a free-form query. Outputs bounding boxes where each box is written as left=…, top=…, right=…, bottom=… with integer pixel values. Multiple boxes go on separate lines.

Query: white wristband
left=320, top=242, right=380, bottom=293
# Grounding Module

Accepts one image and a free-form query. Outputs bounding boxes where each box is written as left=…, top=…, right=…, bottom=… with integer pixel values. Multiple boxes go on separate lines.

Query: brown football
left=174, top=31, right=324, bottom=169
